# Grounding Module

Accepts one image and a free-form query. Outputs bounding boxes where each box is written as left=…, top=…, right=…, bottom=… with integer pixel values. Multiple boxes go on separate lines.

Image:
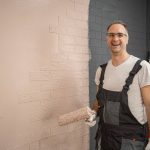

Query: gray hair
left=107, top=20, right=128, bottom=36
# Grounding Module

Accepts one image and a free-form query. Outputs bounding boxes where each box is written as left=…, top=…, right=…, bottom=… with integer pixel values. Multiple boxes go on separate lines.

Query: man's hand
left=85, top=107, right=96, bottom=127
left=91, top=99, right=100, bottom=112
left=145, top=139, right=150, bottom=150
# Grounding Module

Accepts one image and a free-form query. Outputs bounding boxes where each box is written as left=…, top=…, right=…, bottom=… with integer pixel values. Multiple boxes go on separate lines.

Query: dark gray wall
left=88, top=0, right=148, bottom=149
left=146, top=0, right=150, bottom=61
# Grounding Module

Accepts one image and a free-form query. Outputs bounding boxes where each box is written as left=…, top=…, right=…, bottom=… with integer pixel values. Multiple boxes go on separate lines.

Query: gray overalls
left=95, top=60, right=148, bottom=150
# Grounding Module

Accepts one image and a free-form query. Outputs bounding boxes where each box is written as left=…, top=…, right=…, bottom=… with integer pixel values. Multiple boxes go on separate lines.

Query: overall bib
left=95, top=60, right=148, bottom=150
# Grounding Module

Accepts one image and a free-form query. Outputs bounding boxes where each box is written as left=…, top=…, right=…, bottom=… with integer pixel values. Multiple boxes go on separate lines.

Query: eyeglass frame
left=106, top=32, right=127, bottom=38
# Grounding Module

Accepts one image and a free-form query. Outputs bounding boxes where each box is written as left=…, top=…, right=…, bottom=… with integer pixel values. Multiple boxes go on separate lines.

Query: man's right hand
left=85, top=107, right=96, bottom=127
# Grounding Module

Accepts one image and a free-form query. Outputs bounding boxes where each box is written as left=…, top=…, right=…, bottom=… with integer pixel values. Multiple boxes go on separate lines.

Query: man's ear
left=126, top=36, right=129, bottom=45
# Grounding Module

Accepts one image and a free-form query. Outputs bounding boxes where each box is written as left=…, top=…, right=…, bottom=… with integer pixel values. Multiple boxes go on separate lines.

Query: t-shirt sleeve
left=139, top=60, right=150, bottom=88
left=95, top=66, right=102, bottom=85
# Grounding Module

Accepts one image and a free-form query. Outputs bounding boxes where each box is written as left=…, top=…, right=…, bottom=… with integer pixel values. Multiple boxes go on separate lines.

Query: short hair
left=107, top=20, right=128, bottom=34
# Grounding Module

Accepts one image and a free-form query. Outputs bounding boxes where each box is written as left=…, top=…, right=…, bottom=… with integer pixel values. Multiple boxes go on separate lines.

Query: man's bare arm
left=96, top=85, right=99, bottom=92
left=141, top=85, right=150, bottom=134
left=91, top=85, right=100, bottom=112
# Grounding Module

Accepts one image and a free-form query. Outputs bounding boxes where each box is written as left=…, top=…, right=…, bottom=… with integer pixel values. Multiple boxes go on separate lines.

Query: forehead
left=108, top=24, right=127, bottom=33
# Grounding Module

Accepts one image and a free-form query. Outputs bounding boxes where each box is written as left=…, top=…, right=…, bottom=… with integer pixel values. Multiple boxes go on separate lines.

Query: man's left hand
left=145, top=139, right=150, bottom=150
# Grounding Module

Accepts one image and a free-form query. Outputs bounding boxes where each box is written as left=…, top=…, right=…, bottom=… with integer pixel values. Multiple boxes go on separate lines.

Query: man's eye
left=110, top=34, right=115, bottom=37
left=106, top=33, right=127, bottom=38
left=118, top=33, right=124, bottom=37
left=107, top=33, right=115, bottom=37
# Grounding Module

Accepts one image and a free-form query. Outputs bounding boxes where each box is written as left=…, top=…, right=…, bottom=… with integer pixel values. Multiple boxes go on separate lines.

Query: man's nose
left=112, top=34, right=120, bottom=40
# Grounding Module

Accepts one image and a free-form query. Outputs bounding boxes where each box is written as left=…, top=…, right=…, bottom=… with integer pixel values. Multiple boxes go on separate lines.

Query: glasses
left=106, top=32, right=127, bottom=38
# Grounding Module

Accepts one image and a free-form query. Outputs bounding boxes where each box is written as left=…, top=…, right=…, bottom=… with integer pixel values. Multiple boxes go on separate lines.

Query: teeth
left=112, top=44, right=119, bottom=46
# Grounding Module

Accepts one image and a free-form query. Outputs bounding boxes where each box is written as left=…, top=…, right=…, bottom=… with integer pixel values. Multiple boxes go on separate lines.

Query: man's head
left=106, top=20, right=129, bottom=55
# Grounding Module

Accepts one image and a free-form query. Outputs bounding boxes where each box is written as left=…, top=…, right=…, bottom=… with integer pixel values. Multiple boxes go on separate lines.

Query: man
left=86, top=20, right=150, bottom=150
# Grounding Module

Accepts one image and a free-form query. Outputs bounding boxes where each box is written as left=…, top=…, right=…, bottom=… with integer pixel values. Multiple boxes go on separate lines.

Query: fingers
left=87, top=106, right=96, bottom=117
left=85, top=107, right=96, bottom=127
left=85, top=120, right=96, bottom=127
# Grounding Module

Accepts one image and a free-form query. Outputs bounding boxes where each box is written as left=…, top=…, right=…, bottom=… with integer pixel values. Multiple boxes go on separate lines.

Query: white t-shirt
left=95, top=55, right=150, bottom=124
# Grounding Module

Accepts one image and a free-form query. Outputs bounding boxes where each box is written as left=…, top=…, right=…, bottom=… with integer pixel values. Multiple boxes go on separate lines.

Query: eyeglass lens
left=107, top=33, right=127, bottom=38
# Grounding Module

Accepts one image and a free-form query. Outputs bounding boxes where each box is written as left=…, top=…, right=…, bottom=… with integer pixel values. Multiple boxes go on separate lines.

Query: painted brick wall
left=0, top=0, right=90, bottom=150
left=88, top=0, right=147, bottom=149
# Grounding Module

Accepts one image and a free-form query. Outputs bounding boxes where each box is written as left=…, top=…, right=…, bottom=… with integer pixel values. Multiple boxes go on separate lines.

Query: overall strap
left=123, top=59, right=142, bottom=91
left=96, top=63, right=107, bottom=108
left=95, top=63, right=107, bottom=150
left=99, top=63, right=107, bottom=88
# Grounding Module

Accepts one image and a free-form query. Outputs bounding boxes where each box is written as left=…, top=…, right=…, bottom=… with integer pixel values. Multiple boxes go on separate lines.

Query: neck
left=111, top=51, right=130, bottom=66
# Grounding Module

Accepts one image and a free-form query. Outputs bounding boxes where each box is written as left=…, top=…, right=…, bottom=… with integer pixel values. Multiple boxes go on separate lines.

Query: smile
left=112, top=44, right=120, bottom=46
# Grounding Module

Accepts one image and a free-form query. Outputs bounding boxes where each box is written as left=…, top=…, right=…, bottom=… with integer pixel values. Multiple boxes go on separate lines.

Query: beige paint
left=0, top=0, right=90, bottom=150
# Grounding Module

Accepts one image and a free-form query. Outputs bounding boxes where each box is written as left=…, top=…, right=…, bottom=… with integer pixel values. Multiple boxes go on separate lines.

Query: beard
left=110, top=46, right=126, bottom=56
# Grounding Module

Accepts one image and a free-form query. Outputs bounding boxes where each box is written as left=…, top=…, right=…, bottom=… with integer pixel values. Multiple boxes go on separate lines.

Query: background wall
left=88, top=0, right=149, bottom=149
left=0, top=0, right=90, bottom=150
left=147, top=0, right=150, bottom=61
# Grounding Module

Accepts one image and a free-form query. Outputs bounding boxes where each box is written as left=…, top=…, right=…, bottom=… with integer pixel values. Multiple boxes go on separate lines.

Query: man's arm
left=96, top=85, right=99, bottom=92
left=91, top=85, right=100, bottom=112
left=141, top=85, right=150, bottom=135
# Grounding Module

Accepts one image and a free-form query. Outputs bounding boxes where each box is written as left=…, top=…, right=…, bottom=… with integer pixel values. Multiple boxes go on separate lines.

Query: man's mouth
left=112, top=43, right=120, bottom=46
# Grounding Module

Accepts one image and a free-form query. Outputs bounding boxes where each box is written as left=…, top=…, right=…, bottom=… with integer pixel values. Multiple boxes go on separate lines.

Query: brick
left=62, top=35, right=76, bottom=45
left=40, top=81, right=53, bottom=91
left=28, top=125, right=50, bottom=142
left=47, top=33, right=59, bottom=54
left=18, top=101, right=42, bottom=121
left=75, top=37, right=88, bottom=46
left=18, top=89, right=51, bottom=103
left=67, top=120, right=85, bottom=132
left=50, top=125, right=68, bottom=136
left=48, top=53, right=68, bottom=62
left=58, top=26, right=88, bottom=38
left=66, top=9, right=88, bottom=21
left=59, top=17, right=88, bottom=30
left=68, top=53, right=90, bottom=62
left=40, top=100, right=58, bottom=118
left=29, top=141, right=39, bottom=150
left=74, top=45, right=89, bottom=54
left=49, top=25, right=59, bottom=33
left=74, top=0, right=90, bottom=5
left=8, top=144, right=29, bottom=150
left=74, top=3, right=89, bottom=13
left=39, top=136, right=59, bottom=150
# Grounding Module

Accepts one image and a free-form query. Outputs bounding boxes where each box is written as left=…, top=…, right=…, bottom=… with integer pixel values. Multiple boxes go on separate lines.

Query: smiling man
left=86, top=20, right=150, bottom=150
left=106, top=23, right=128, bottom=55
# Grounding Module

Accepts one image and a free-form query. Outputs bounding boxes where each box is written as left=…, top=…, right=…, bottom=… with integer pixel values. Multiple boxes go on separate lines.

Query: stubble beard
left=111, top=46, right=122, bottom=55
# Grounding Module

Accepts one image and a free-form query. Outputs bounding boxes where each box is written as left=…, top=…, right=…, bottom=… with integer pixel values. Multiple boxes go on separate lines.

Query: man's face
left=106, top=24, right=129, bottom=55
